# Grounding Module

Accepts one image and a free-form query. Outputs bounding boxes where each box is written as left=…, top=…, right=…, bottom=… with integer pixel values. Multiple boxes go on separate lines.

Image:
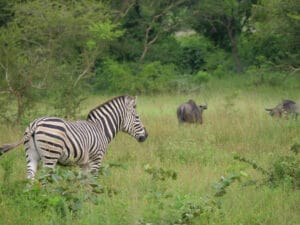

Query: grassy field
left=0, top=77, right=299, bottom=225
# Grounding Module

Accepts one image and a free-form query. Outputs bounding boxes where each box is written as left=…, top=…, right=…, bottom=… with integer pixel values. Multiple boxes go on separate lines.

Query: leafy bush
left=245, top=56, right=291, bottom=86
left=93, top=59, right=135, bottom=93
left=176, top=34, right=213, bottom=74
left=143, top=164, right=177, bottom=181
left=234, top=148, right=300, bottom=189
left=26, top=167, right=113, bottom=217
left=193, top=70, right=211, bottom=84
left=135, top=61, right=177, bottom=94
left=270, top=156, right=300, bottom=189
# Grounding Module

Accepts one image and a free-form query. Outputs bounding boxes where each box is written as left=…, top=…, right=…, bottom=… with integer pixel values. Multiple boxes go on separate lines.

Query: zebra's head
left=122, top=96, right=148, bottom=142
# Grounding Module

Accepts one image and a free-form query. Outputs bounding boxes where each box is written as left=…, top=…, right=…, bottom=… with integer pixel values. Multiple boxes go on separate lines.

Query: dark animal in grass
left=265, top=99, right=299, bottom=119
left=177, top=99, right=207, bottom=124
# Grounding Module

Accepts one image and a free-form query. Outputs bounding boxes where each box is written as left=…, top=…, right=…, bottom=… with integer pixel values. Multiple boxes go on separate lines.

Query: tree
left=250, top=0, right=300, bottom=72
left=0, top=0, right=123, bottom=123
left=190, top=0, right=256, bottom=73
left=110, top=0, right=194, bottom=62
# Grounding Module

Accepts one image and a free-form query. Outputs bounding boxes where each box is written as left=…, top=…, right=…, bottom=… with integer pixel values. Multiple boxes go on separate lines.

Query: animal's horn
left=202, top=100, right=208, bottom=109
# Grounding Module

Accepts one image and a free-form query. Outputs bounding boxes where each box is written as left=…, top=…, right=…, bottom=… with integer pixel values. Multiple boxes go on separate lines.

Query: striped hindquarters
left=28, top=117, right=103, bottom=167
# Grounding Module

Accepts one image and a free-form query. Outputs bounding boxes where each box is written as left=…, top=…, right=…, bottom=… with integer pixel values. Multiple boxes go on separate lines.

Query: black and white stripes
left=0, top=95, right=148, bottom=179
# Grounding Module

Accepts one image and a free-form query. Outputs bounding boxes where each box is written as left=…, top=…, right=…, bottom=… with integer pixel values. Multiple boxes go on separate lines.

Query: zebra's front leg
left=87, top=149, right=105, bottom=176
left=89, top=157, right=103, bottom=177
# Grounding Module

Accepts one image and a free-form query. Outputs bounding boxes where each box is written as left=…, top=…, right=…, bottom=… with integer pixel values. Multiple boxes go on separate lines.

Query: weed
left=144, top=164, right=177, bottom=181
left=234, top=147, right=300, bottom=189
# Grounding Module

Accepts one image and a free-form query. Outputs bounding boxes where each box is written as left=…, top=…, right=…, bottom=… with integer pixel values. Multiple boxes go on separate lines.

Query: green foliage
left=88, top=21, right=124, bottom=43
left=146, top=35, right=182, bottom=65
left=93, top=60, right=177, bottom=94
left=172, top=200, right=219, bottom=225
left=234, top=151, right=300, bottom=189
left=176, top=34, right=213, bottom=74
left=249, top=0, right=300, bottom=67
left=0, top=0, right=298, bottom=124
left=193, top=71, right=211, bottom=84
left=0, top=0, right=122, bottom=123
left=0, top=0, right=14, bottom=27
left=143, top=164, right=177, bottom=181
left=28, top=168, right=112, bottom=216
left=233, top=155, right=270, bottom=176
left=93, top=59, right=135, bottom=93
left=290, top=142, right=300, bottom=155
left=137, top=61, right=177, bottom=94
left=245, top=63, right=290, bottom=87
left=213, top=172, right=242, bottom=197
left=270, top=156, right=300, bottom=189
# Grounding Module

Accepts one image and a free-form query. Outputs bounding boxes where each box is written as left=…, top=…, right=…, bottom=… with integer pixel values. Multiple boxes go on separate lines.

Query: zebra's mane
left=86, top=95, right=129, bottom=119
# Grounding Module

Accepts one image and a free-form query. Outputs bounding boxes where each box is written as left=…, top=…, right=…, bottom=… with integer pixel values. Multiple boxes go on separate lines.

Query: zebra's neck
left=86, top=98, right=125, bottom=142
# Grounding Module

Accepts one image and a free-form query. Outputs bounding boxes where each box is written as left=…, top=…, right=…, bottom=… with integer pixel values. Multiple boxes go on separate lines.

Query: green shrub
left=270, top=156, right=300, bottom=189
left=193, top=70, right=211, bottom=84
left=176, top=34, right=213, bottom=74
left=93, top=58, right=135, bottom=93
left=234, top=151, right=300, bottom=189
left=135, top=61, right=177, bottom=94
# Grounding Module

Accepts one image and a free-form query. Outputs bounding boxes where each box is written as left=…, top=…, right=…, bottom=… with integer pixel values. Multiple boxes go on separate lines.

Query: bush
left=93, top=59, right=135, bottom=93
left=135, top=61, right=177, bottom=94
left=234, top=150, right=300, bottom=189
left=270, top=156, right=300, bottom=189
left=176, top=34, right=213, bottom=74
left=193, top=70, right=211, bottom=84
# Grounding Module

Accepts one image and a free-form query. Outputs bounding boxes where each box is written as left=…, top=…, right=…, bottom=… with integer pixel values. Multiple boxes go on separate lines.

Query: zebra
left=0, top=95, right=148, bottom=179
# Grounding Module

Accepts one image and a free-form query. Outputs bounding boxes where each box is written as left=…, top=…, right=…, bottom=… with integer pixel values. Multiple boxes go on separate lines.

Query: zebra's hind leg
left=37, top=157, right=60, bottom=185
left=25, top=138, right=41, bottom=180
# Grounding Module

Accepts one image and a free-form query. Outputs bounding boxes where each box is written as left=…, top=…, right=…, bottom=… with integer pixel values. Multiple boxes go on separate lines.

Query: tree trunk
left=16, top=92, right=23, bottom=125
left=226, top=24, right=243, bottom=73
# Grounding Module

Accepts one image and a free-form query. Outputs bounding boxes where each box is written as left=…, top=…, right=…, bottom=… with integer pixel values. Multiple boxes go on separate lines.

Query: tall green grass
left=0, top=77, right=299, bottom=225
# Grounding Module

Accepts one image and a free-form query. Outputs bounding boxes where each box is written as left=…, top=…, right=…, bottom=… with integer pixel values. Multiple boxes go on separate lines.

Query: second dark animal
left=265, top=99, right=299, bottom=119
left=177, top=99, right=207, bottom=124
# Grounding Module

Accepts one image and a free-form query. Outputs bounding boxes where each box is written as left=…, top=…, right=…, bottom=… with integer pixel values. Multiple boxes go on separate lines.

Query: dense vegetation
left=0, top=0, right=299, bottom=123
left=0, top=1, right=299, bottom=224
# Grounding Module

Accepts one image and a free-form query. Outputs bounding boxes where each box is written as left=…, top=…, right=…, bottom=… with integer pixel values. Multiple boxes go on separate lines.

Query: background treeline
left=0, top=0, right=299, bottom=123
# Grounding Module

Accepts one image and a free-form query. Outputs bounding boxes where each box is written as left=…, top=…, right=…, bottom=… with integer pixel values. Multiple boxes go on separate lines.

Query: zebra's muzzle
left=137, top=129, right=148, bottom=142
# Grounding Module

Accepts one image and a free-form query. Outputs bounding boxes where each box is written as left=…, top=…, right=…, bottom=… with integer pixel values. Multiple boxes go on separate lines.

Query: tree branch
left=139, top=0, right=186, bottom=61
left=0, top=62, right=14, bottom=93
left=73, top=61, right=94, bottom=88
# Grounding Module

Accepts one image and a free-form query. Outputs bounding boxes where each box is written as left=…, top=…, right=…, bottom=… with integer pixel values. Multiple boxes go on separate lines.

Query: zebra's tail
left=0, top=139, right=24, bottom=155
left=0, top=119, right=40, bottom=156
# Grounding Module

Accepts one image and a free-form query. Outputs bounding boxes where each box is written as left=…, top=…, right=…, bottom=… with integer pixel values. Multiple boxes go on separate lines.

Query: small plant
left=143, top=164, right=177, bottom=181
left=233, top=155, right=271, bottom=176
left=270, top=155, right=300, bottom=189
left=234, top=150, right=300, bottom=189
left=24, top=166, right=118, bottom=218
left=290, top=142, right=300, bottom=155
left=172, top=199, right=219, bottom=225
left=213, top=172, right=242, bottom=197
